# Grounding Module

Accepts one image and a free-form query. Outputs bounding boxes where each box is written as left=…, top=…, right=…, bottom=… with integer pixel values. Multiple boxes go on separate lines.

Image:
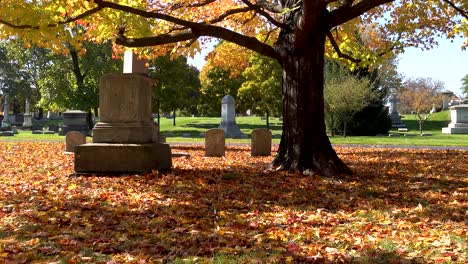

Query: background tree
left=399, top=77, right=444, bottom=134
left=461, top=74, right=468, bottom=98
left=149, top=54, right=201, bottom=125
left=324, top=74, right=377, bottom=137
left=1, top=0, right=465, bottom=175
left=198, top=65, right=245, bottom=117
left=238, top=53, right=282, bottom=129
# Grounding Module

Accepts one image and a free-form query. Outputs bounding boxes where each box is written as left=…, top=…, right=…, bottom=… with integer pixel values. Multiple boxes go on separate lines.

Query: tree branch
left=329, top=0, right=394, bottom=28
left=98, top=0, right=279, bottom=60
left=326, top=31, right=361, bottom=63
left=256, top=0, right=283, bottom=13
left=240, top=0, right=288, bottom=30
left=442, top=0, right=468, bottom=19
left=0, top=6, right=104, bottom=29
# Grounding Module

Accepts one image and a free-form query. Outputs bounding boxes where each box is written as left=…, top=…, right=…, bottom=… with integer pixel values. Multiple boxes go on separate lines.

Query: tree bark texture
left=272, top=4, right=352, bottom=176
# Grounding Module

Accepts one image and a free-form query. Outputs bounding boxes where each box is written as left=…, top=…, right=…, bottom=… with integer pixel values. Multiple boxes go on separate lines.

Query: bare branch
left=326, top=31, right=361, bottom=63
left=329, top=0, right=394, bottom=29
left=442, top=0, right=468, bottom=19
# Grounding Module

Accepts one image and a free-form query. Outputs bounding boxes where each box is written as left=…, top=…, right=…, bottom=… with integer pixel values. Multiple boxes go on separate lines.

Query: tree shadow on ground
left=0, top=143, right=465, bottom=263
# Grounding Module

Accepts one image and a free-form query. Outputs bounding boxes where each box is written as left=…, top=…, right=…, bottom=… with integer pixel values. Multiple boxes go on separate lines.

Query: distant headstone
left=66, top=131, right=86, bottom=153
left=11, top=126, right=18, bottom=134
left=442, top=104, right=468, bottom=134
left=182, top=133, right=191, bottom=138
left=22, top=100, right=32, bottom=128
left=251, top=129, right=272, bottom=156
left=205, top=128, right=225, bottom=157
left=32, top=130, right=43, bottom=134
left=1, top=95, right=11, bottom=129
left=59, top=110, right=89, bottom=136
left=43, top=131, right=55, bottom=135
left=218, top=95, right=245, bottom=138
left=388, top=93, right=406, bottom=128
left=1, top=131, right=14, bottom=136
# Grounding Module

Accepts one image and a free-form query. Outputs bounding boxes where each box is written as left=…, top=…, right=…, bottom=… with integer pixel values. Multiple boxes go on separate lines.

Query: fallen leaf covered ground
left=0, top=142, right=466, bottom=263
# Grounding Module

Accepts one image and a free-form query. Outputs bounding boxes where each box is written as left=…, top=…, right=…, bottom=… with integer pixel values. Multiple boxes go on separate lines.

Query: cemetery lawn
left=0, top=142, right=466, bottom=263
left=2, top=111, right=467, bottom=147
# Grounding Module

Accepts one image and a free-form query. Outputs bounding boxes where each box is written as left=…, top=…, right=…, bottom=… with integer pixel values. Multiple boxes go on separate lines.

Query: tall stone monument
left=1, top=95, right=11, bottom=129
left=218, top=94, right=245, bottom=138
left=22, top=100, right=33, bottom=129
left=388, top=93, right=406, bottom=128
left=74, top=51, right=172, bottom=173
left=442, top=104, right=468, bottom=134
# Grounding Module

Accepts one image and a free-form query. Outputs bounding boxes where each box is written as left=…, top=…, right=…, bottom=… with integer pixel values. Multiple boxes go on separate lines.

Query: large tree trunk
left=273, top=5, right=351, bottom=176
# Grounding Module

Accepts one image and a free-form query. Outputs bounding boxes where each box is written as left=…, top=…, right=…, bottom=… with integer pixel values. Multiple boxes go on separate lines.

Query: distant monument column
left=74, top=51, right=172, bottom=173
left=22, top=99, right=33, bottom=128
left=1, top=95, right=11, bottom=128
left=388, top=92, right=406, bottom=128
left=218, top=94, right=245, bottom=138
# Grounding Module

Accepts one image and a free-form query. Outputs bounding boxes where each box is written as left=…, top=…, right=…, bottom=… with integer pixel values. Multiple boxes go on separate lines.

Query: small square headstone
left=205, top=128, right=225, bottom=157
left=251, top=129, right=272, bottom=156
left=66, top=131, right=86, bottom=153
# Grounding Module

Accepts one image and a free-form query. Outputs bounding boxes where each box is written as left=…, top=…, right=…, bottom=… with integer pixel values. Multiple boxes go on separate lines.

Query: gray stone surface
left=11, top=126, right=18, bottom=134
left=43, top=131, right=55, bottom=135
left=32, top=130, right=43, bottom=134
left=75, top=143, right=172, bottom=172
left=218, top=95, right=244, bottom=138
left=182, top=133, right=191, bottom=138
left=251, top=129, right=272, bottom=156
left=66, top=131, right=86, bottom=153
left=22, top=100, right=32, bottom=128
left=92, top=74, right=155, bottom=143
left=442, top=104, right=468, bottom=134
left=388, top=93, right=406, bottom=128
left=205, top=128, right=225, bottom=157
left=1, top=131, right=14, bottom=136
left=59, top=110, right=89, bottom=136
left=1, top=95, right=10, bottom=128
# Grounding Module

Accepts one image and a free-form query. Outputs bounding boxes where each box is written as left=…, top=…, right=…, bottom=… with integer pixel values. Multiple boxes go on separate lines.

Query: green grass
left=2, top=111, right=467, bottom=146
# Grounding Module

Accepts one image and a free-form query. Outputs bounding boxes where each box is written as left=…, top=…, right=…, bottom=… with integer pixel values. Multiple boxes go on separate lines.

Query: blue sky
left=397, top=37, right=467, bottom=97
left=188, top=37, right=467, bottom=97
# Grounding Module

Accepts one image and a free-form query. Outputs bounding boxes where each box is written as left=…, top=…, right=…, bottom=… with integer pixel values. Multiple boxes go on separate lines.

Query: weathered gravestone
left=22, top=100, right=32, bottom=129
left=442, top=104, right=468, bottom=134
left=75, top=52, right=172, bottom=173
left=251, top=129, right=272, bottom=157
left=65, top=131, right=86, bottom=153
left=59, top=110, right=89, bottom=136
left=218, top=95, right=245, bottom=138
left=1, top=95, right=11, bottom=130
left=205, top=128, right=225, bottom=157
left=388, top=92, right=406, bottom=128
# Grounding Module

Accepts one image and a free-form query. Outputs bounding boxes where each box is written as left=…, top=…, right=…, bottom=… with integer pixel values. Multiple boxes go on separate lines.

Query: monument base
left=442, top=123, right=468, bottom=134
left=219, top=122, right=245, bottom=138
left=75, top=143, right=172, bottom=173
left=93, top=122, right=153, bottom=143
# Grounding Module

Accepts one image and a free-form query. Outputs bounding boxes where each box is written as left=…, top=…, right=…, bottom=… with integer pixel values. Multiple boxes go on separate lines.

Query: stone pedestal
left=92, top=74, right=154, bottom=143
left=59, top=110, right=89, bottom=136
left=442, top=104, right=468, bottom=134
left=74, top=73, right=172, bottom=173
left=218, top=95, right=244, bottom=138
left=388, top=93, right=406, bottom=128
left=22, top=114, right=32, bottom=128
